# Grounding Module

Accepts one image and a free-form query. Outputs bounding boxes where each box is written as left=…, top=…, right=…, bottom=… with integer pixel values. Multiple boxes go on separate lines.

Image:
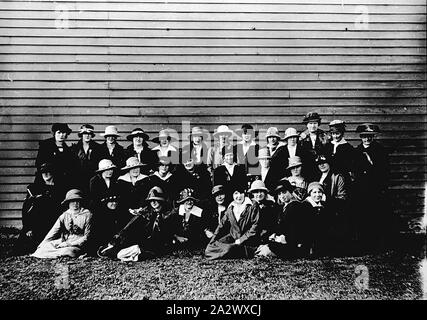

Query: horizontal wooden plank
left=1, top=20, right=426, bottom=31
left=2, top=45, right=426, bottom=56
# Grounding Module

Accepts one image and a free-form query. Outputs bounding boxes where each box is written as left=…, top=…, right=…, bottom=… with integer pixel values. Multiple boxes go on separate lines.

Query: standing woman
left=98, top=125, right=126, bottom=170
left=234, top=124, right=259, bottom=176
left=124, top=128, right=158, bottom=175
left=207, top=125, right=234, bottom=175
left=35, top=123, right=79, bottom=187
left=31, top=189, right=93, bottom=259
left=180, top=126, right=210, bottom=171
left=265, top=127, right=287, bottom=180
left=71, top=124, right=101, bottom=193
left=205, top=185, right=260, bottom=260
left=286, top=156, right=308, bottom=190
left=152, top=129, right=179, bottom=166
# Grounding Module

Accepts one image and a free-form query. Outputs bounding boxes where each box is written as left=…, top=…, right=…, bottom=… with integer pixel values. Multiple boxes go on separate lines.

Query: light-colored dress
left=31, top=207, right=93, bottom=259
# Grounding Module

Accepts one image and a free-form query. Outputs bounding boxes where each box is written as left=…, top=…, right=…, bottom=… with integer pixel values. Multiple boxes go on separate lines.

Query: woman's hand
left=204, top=229, right=214, bottom=239
left=234, top=239, right=241, bottom=245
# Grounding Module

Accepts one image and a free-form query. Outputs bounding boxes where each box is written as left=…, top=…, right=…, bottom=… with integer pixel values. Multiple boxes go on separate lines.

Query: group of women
left=16, top=111, right=390, bottom=261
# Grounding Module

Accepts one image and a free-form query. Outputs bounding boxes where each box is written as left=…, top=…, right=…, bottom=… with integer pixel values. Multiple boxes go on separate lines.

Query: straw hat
left=248, top=180, right=269, bottom=193
left=61, top=189, right=84, bottom=205
left=329, top=120, right=346, bottom=133
left=213, top=125, right=233, bottom=138
left=78, top=124, right=95, bottom=137
left=188, top=126, right=208, bottom=139
left=177, top=188, right=198, bottom=204
left=265, top=127, right=281, bottom=139
left=307, top=182, right=324, bottom=194
left=146, top=186, right=166, bottom=202
left=283, top=127, right=299, bottom=140
left=96, top=159, right=117, bottom=173
left=152, top=129, right=176, bottom=144
left=121, top=157, right=147, bottom=172
left=127, top=128, right=149, bottom=141
left=287, top=156, right=303, bottom=170
left=101, top=125, right=120, bottom=137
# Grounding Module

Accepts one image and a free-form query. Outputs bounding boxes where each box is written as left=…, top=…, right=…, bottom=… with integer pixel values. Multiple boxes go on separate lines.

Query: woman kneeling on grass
left=205, top=185, right=260, bottom=260
left=31, top=189, right=93, bottom=259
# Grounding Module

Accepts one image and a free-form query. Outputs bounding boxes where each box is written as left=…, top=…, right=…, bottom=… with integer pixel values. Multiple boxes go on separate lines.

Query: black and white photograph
left=0, top=0, right=426, bottom=308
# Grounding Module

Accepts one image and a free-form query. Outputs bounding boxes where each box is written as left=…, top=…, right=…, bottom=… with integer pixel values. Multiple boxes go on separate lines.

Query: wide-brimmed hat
left=265, top=127, right=281, bottom=139
left=177, top=188, right=198, bottom=204
left=303, top=112, right=321, bottom=124
left=248, top=180, right=269, bottom=193
left=51, top=123, right=72, bottom=135
left=37, top=162, right=54, bottom=174
left=121, top=157, right=147, bottom=172
left=96, top=159, right=117, bottom=173
left=287, top=156, right=303, bottom=169
left=157, top=156, right=172, bottom=166
left=152, top=129, right=176, bottom=144
left=61, top=189, right=84, bottom=205
left=258, top=148, right=271, bottom=160
left=329, top=120, right=346, bottom=133
left=101, top=125, right=120, bottom=137
left=78, top=124, right=95, bottom=137
left=146, top=186, right=166, bottom=202
left=315, top=154, right=330, bottom=165
left=308, top=182, right=324, bottom=194
left=235, top=124, right=258, bottom=137
left=212, top=185, right=225, bottom=197
left=274, top=179, right=295, bottom=194
left=356, top=123, right=380, bottom=135
left=213, top=125, right=233, bottom=138
left=127, top=128, right=149, bottom=141
left=188, top=126, right=208, bottom=139
left=284, top=127, right=299, bottom=140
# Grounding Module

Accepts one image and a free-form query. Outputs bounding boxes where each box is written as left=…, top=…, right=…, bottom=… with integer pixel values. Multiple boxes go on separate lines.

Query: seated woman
left=179, top=157, right=212, bottom=202
left=97, top=187, right=176, bottom=261
left=31, top=189, right=93, bottom=259
left=16, top=162, right=68, bottom=255
left=148, top=156, right=183, bottom=203
left=89, top=159, right=118, bottom=212
left=171, top=188, right=206, bottom=249
left=202, top=185, right=229, bottom=242
left=205, top=185, right=260, bottom=260
left=285, top=156, right=308, bottom=190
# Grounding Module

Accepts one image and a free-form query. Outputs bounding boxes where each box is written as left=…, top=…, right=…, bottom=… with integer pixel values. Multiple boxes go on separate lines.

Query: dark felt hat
left=51, top=123, right=72, bottom=135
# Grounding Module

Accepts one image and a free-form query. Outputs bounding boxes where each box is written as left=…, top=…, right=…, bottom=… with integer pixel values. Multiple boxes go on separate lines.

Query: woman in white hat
left=235, top=124, right=260, bottom=175
left=207, top=125, right=235, bottom=174
left=286, top=156, right=308, bottom=190
left=151, top=128, right=179, bottom=164
left=264, top=126, right=287, bottom=181
left=180, top=126, right=210, bottom=169
left=205, top=184, right=260, bottom=260
left=71, top=124, right=101, bottom=193
left=98, top=125, right=126, bottom=169
left=116, top=156, right=151, bottom=214
left=31, top=189, right=93, bottom=259
left=248, top=148, right=278, bottom=192
left=282, top=127, right=306, bottom=170
left=89, top=159, right=118, bottom=212
left=124, top=128, right=158, bottom=174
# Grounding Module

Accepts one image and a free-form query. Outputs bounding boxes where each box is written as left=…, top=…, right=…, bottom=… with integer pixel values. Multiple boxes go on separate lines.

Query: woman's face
left=158, top=164, right=170, bottom=176
left=41, top=171, right=53, bottom=182
left=307, top=121, right=319, bottom=133
left=224, top=153, right=234, bottom=165
left=331, top=131, right=344, bottom=142
left=133, top=135, right=144, bottom=146
left=242, top=132, right=252, bottom=143
left=159, top=137, right=169, bottom=147
left=361, top=135, right=374, bottom=147
left=219, top=135, right=229, bottom=145
left=278, top=190, right=292, bottom=204
left=69, top=200, right=81, bottom=211
left=215, top=193, right=226, bottom=205
left=55, top=131, right=67, bottom=143
left=318, top=162, right=330, bottom=173
left=82, top=133, right=92, bottom=143
left=310, top=188, right=323, bottom=203
left=267, top=136, right=278, bottom=146
left=233, top=191, right=245, bottom=204
left=287, top=136, right=298, bottom=146
left=129, top=167, right=140, bottom=177
left=184, top=160, right=195, bottom=171
left=106, top=135, right=116, bottom=145
left=252, top=190, right=266, bottom=203
left=106, top=201, right=118, bottom=210
left=184, top=199, right=194, bottom=211
left=102, top=169, right=114, bottom=179
left=150, top=200, right=162, bottom=211
left=192, top=135, right=202, bottom=145
left=290, top=165, right=302, bottom=177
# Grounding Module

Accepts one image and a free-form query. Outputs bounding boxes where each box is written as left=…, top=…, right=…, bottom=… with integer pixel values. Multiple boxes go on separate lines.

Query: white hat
left=265, top=127, right=281, bottom=139
left=213, top=125, right=233, bottom=138
left=284, top=128, right=299, bottom=140
left=96, top=159, right=117, bottom=173
left=248, top=180, right=269, bottom=193
left=101, top=126, right=120, bottom=137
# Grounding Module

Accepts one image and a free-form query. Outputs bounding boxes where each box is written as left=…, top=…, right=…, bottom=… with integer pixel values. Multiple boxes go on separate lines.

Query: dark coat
left=268, top=144, right=288, bottom=181
left=88, top=174, right=118, bottom=211
left=234, top=142, right=260, bottom=175
left=205, top=199, right=260, bottom=260
left=71, top=140, right=102, bottom=191
left=116, top=174, right=151, bottom=211
left=202, top=200, right=228, bottom=235
left=213, top=164, right=247, bottom=199
left=98, top=142, right=126, bottom=170
left=170, top=205, right=207, bottom=248
left=299, top=129, right=330, bottom=181
left=35, top=137, right=79, bottom=187
left=323, top=141, right=356, bottom=179
left=124, top=143, right=159, bottom=174
left=147, top=172, right=183, bottom=203
left=177, top=166, right=212, bottom=201
left=180, top=142, right=210, bottom=169
left=256, top=199, right=280, bottom=244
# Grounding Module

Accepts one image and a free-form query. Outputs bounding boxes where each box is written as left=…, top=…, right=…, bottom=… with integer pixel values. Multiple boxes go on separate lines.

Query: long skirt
left=205, top=235, right=256, bottom=260
left=31, top=239, right=82, bottom=259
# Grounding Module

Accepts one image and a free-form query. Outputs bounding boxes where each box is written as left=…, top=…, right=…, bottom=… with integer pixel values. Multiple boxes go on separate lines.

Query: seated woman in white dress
left=31, top=189, right=93, bottom=259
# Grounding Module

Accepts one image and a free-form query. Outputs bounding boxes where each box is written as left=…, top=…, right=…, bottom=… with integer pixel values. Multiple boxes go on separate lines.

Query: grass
left=0, top=228, right=425, bottom=300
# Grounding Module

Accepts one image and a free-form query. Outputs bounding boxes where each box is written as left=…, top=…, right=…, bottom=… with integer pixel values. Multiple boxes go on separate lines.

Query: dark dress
left=323, top=141, right=356, bottom=182
left=177, top=166, right=212, bottom=201
left=267, top=143, right=288, bottom=182
left=171, top=205, right=207, bottom=249
left=205, top=199, right=260, bottom=260
left=202, top=200, right=228, bottom=237
left=213, top=164, right=247, bottom=201
left=97, top=142, right=126, bottom=170
left=180, top=142, right=210, bottom=171
left=147, top=172, right=184, bottom=204
left=256, top=199, right=280, bottom=244
left=234, top=142, right=260, bottom=176
left=124, top=143, right=159, bottom=175
left=71, top=140, right=102, bottom=193
left=299, top=129, right=329, bottom=182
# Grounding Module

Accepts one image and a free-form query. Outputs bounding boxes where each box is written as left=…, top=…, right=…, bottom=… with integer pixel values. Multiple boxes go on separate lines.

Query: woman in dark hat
left=35, top=123, right=79, bottom=187
left=235, top=124, right=260, bottom=175
left=98, top=125, right=126, bottom=170
left=353, top=123, right=391, bottom=253
left=31, top=189, right=93, bottom=259
left=205, top=184, right=261, bottom=260
left=203, top=185, right=229, bottom=242
left=71, top=124, right=101, bottom=193
left=170, top=188, right=207, bottom=249
left=124, top=128, right=158, bottom=174
left=97, top=186, right=176, bottom=261
left=299, top=112, right=330, bottom=182
left=15, top=162, right=68, bottom=255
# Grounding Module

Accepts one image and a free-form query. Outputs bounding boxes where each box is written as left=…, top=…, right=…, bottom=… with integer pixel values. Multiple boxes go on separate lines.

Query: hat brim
left=248, top=187, right=269, bottom=193
left=127, top=133, right=149, bottom=141
left=121, top=163, right=148, bottom=172
left=359, top=132, right=377, bottom=136
left=146, top=197, right=166, bottom=202
left=235, top=129, right=258, bottom=137
left=287, top=163, right=303, bottom=170
left=61, top=196, right=83, bottom=205
left=213, top=131, right=233, bottom=138
left=101, top=133, right=120, bottom=137
left=284, top=134, right=299, bottom=140
left=177, top=196, right=198, bottom=204
left=266, top=134, right=281, bottom=139
left=152, top=136, right=176, bottom=144
left=303, top=118, right=321, bottom=124
left=78, top=131, right=96, bottom=137
left=96, top=165, right=117, bottom=173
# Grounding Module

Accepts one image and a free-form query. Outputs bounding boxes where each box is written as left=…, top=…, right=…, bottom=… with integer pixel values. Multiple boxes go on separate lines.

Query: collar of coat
left=331, top=139, right=348, bottom=147
left=238, top=140, right=256, bottom=146
left=306, top=197, right=324, bottom=208
left=152, top=145, right=177, bottom=152
left=118, top=173, right=148, bottom=183
left=178, top=205, right=203, bottom=217
left=228, top=197, right=253, bottom=210
left=153, top=171, right=173, bottom=181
